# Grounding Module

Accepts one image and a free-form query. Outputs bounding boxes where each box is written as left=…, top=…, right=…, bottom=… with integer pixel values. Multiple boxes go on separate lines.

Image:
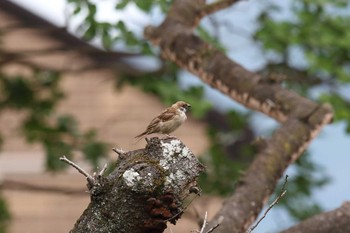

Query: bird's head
left=173, top=101, right=191, bottom=113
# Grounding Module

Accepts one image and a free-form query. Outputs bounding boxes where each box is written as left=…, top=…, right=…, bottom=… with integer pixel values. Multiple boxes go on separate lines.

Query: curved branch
left=144, top=20, right=332, bottom=124
left=143, top=1, right=334, bottom=232
left=280, top=202, right=350, bottom=233
left=204, top=116, right=331, bottom=233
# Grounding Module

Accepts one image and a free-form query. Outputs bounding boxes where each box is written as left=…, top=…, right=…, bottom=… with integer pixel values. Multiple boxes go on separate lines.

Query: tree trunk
left=70, top=137, right=204, bottom=233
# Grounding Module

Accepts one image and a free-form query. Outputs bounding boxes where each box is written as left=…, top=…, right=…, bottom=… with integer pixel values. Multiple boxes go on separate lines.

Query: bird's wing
left=158, top=108, right=177, bottom=122
left=148, top=108, right=176, bottom=127
left=135, top=107, right=177, bottom=139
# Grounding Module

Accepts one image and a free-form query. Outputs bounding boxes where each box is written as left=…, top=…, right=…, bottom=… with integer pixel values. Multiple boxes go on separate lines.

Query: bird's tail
left=133, top=132, right=147, bottom=144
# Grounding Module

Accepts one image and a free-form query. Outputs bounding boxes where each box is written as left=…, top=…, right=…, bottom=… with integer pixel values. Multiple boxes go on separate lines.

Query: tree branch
left=68, top=137, right=205, bottom=233
left=280, top=202, right=350, bottom=233
left=144, top=16, right=333, bottom=124
left=199, top=0, right=242, bottom=17
left=143, top=0, right=334, bottom=232
left=60, top=155, right=95, bottom=187
left=204, top=117, right=330, bottom=233
left=246, top=175, right=288, bottom=233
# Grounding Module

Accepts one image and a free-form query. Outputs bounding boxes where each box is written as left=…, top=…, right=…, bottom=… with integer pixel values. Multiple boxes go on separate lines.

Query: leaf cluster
left=0, top=71, right=107, bottom=170
left=255, top=0, right=350, bottom=132
left=199, top=111, right=256, bottom=196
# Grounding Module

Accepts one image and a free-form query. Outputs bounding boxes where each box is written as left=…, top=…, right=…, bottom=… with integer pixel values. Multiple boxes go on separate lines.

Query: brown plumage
left=135, top=101, right=191, bottom=142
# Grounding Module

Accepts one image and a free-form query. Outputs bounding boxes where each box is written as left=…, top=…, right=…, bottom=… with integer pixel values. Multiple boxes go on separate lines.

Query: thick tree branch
left=280, top=202, right=350, bottom=233
left=246, top=175, right=288, bottom=233
left=199, top=0, right=241, bottom=17
left=204, top=116, right=331, bottom=233
left=143, top=1, right=334, bottom=232
left=144, top=17, right=331, bottom=124
left=67, top=137, right=204, bottom=233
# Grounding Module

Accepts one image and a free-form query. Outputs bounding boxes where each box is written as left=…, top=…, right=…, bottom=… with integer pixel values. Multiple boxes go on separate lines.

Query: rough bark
left=205, top=116, right=331, bottom=233
left=70, top=137, right=204, bottom=233
left=144, top=0, right=322, bottom=123
left=143, top=0, right=334, bottom=232
left=280, top=202, right=350, bottom=233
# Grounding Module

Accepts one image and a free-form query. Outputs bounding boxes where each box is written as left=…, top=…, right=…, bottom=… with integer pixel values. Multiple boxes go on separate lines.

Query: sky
left=9, top=0, right=350, bottom=232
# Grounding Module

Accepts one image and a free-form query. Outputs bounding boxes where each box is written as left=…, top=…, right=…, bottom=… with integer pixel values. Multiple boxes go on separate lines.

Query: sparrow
left=135, top=101, right=191, bottom=142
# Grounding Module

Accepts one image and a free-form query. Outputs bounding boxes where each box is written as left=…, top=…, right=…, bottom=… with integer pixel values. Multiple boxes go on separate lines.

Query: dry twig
left=246, top=175, right=289, bottom=233
left=59, top=155, right=95, bottom=186
left=193, top=212, right=223, bottom=233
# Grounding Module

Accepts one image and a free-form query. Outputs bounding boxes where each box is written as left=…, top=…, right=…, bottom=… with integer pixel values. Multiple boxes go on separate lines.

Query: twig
left=59, top=155, right=95, bottom=186
left=206, top=216, right=224, bottom=233
left=98, top=163, right=108, bottom=176
left=199, top=211, right=208, bottom=233
left=112, top=148, right=125, bottom=156
left=246, top=175, right=289, bottom=233
left=195, top=212, right=223, bottom=233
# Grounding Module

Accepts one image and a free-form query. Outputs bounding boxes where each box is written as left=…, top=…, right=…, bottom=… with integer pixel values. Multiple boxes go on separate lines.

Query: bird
left=134, top=101, right=191, bottom=142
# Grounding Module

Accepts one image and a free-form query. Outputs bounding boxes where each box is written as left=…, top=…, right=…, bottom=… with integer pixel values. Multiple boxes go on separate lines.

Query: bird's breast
left=159, top=111, right=186, bottom=134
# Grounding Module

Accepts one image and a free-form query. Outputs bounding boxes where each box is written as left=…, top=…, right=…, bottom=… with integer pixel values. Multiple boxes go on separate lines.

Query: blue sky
left=9, top=0, right=350, bottom=232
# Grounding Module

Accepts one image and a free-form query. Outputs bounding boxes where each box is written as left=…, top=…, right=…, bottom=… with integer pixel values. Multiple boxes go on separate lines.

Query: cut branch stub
left=70, top=137, right=204, bottom=233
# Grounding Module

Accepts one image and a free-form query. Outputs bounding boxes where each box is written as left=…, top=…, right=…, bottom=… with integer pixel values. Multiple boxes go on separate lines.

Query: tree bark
left=143, top=0, right=334, bottom=232
left=144, top=0, right=324, bottom=123
left=280, top=202, right=350, bottom=233
left=69, top=137, right=204, bottom=233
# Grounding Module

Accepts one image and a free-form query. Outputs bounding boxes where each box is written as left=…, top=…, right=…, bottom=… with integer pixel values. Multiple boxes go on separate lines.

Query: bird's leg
left=164, top=134, right=176, bottom=139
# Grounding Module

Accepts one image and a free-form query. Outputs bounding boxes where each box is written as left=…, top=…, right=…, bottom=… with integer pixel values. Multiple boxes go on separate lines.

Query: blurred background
left=0, top=0, right=349, bottom=232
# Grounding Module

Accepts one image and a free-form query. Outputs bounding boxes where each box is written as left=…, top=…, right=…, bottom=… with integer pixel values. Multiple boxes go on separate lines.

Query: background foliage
left=1, top=0, right=349, bottom=231
left=66, top=0, right=339, bottom=221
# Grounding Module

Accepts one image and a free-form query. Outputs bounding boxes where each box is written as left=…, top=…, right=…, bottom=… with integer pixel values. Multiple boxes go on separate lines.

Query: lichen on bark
left=70, top=137, right=204, bottom=233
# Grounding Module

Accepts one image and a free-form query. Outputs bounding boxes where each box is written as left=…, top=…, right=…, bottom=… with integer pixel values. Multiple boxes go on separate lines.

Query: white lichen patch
left=159, top=139, right=193, bottom=169
left=161, top=139, right=182, bottom=156
left=122, top=168, right=141, bottom=187
left=164, top=170, right=186, bottom=188
left=159, top=139, right=197, bottom=191
left=179, top=147, right=191, bottom=158
left=174, top=170, right=186, bottom=181
left=164, top=173, right=176, bottom=186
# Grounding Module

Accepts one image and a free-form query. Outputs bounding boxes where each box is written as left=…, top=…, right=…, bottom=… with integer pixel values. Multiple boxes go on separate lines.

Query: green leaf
left=57, top=115, right=78, bottom=134
left=135, top=0, right=153, bottom=12
left=87, top=3, right=97, bottom=16
left=83, top=24, right=97, bottom=41
left=73, top=6, right=81, bottom=15
left=1, top=77, right=34, bottom=109
left=102, top=31, right=113, bottom=49
left=115, top=0, right=130, bottom=9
